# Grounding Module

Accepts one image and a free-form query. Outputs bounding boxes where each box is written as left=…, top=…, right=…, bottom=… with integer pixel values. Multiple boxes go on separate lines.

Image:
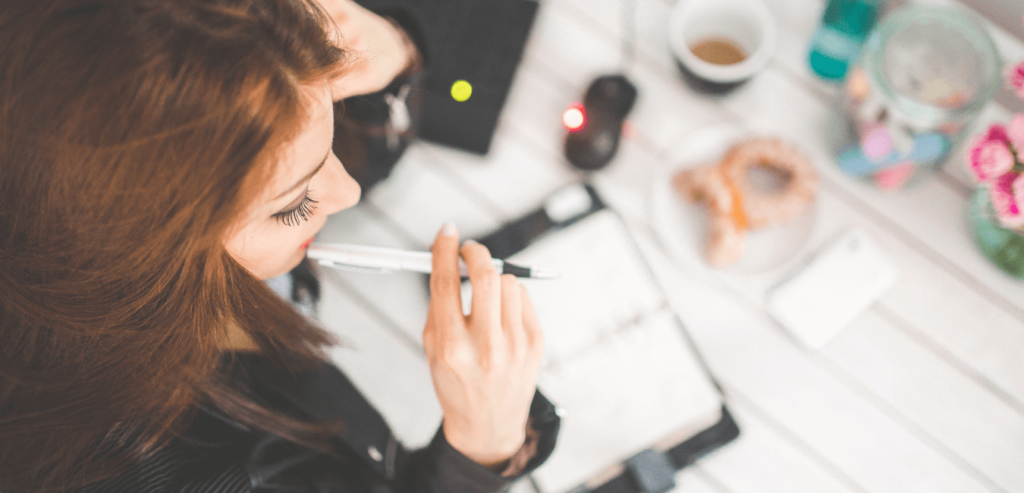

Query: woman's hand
left=319, top=0, right=413, bottom=100
left=423, top=223, right=545, bottom=468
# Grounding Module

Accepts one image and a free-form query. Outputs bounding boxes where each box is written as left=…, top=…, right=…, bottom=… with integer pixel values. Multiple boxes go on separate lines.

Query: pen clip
left=316, top=260, right=394, bottom=275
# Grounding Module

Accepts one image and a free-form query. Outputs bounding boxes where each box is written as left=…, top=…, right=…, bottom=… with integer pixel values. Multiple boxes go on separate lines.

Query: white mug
left=667, top=0, right=778, bottom=87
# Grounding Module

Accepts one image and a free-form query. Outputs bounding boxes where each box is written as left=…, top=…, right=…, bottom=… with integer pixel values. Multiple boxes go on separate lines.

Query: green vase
left=970, top=188, right=1024, bottom=278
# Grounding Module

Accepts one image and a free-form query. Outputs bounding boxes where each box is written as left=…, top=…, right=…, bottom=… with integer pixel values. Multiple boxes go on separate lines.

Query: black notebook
left=353, top=0, right=537, bottom=154
left=416, top=0, right=537, bottom=154
left=474, top=183, right=739, bottom=493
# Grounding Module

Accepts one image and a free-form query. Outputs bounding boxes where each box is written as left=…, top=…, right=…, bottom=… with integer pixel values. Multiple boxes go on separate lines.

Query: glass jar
left=970, top=187, right=1024, bottom=278
left=833, top=6, right=1002, bottom=190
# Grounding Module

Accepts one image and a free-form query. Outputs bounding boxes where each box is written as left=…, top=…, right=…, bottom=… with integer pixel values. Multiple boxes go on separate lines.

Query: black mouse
left=564, top=74, right=638, bottom=171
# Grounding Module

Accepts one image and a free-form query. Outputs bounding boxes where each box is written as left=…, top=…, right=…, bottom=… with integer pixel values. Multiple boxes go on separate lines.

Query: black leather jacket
left=69, top=353, right=561, bottom=493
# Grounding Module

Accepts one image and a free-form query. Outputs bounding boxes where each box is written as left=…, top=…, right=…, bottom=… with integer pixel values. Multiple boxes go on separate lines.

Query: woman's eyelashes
left=273, top=191, right=319, bottom=227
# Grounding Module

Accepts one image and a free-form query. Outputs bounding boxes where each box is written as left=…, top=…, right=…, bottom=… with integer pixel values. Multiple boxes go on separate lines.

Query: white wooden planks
left=632, top=228, right=998, bottom=493
left=317, top=265, right=441, bottom=448
left=825, top=311, right=1024, bottom=491
left=415, top=132, right=578, bottom=221
left=697, top=403, right=865, bottom=493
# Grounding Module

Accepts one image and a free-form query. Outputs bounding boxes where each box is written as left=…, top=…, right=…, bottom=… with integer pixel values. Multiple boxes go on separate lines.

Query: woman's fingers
left=320, top=0, right=411, bottom=99
left=429, top=223, right=464, bottom=330
left=460, top=241, right=502, bottom=336
left=421, top=228, right=545, bottom=468
left=500, top=274, right=526, bottom=353
left=500, top=275, right=522, bottom=330
left=520, top=285, right=545, bottom=360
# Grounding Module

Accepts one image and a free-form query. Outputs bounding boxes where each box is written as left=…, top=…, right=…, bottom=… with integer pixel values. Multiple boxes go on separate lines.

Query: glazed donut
left=706, top=212, right=745, bottom=267
left=671, top=138, right=818, bottom=267
left=719, top=138, right=818, bottom=229
left=673, top=165, right=746, bottom=266
left=672, top=164, right=733, bottom=212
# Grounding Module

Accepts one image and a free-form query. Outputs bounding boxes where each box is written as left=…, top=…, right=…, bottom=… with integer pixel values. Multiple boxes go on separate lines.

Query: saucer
left=650, top=125, right=817, bottom=275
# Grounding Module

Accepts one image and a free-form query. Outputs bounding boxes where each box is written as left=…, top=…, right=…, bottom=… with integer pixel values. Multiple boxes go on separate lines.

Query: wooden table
left=310, top=0, right=1024, bottom=491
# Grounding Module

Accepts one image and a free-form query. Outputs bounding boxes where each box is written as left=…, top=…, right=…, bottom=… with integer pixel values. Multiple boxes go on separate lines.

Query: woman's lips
left=300, top=237, right=314, bottom=249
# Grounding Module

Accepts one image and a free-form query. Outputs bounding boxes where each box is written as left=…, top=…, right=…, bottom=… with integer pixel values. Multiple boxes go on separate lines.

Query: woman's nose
left=320, top=153, right=362, bottom=215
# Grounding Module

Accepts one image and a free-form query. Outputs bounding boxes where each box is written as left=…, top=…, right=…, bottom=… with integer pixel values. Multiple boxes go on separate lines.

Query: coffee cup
left=668, top=0, right=777, bottom=92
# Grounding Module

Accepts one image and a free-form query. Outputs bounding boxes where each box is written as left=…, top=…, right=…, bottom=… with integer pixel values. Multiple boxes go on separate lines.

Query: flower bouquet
left=966, top=59, right=1024, bottom=277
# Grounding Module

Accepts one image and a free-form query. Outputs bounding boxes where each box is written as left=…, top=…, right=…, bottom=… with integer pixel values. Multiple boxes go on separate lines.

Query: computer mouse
left=564, top=74, right=638, bottom=171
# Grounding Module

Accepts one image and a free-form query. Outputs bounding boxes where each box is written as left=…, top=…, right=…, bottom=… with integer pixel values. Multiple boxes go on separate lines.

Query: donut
left=672, top=164, right=732, bottom=212
left=706, top=212, right=745, bottom=266
left=671, top=138, right=818, bottom=266
left=673, top=165, right=746, bottom=266
left=719, top=138, right=818, bottom=229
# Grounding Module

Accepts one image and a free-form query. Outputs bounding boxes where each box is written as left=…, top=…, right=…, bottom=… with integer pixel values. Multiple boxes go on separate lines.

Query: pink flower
left=1008, top=60, right=1024, bottom=100
left=1015, top=173, right=1024, bottom=215
left=990, top=173, right=1024, bottom=229
left=1008, top=114, right=1024, bottom=150
left=969, top=136, right=1015, bottom=182
left=984, top=124, right=1010, bottom=144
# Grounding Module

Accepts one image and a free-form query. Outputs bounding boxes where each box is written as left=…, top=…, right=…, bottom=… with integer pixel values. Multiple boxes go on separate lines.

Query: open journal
left=474, top=184, right=737, bottom=493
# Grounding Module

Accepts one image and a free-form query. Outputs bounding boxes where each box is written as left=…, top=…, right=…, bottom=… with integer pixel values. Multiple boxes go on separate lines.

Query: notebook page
left=509, top=211, right=723, bottom=493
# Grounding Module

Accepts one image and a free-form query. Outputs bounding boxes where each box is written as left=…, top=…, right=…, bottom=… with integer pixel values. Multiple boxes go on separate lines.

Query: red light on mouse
left=563, top=104, right=585, bottom=131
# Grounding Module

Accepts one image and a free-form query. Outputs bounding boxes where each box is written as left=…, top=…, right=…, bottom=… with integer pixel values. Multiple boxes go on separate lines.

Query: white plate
left=650, top=125, right=817, bottom=275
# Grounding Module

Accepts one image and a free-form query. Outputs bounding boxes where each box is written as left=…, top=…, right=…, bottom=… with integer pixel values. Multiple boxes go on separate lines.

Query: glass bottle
left=808, top=0, right=886, bottom=81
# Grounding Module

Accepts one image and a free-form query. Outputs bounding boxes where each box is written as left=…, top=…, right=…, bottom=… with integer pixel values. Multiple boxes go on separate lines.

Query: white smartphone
left=767, top=229, right=899, bottom=349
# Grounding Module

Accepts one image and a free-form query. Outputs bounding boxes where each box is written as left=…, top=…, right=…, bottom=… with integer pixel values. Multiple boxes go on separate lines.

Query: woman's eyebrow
left=273, top=151, right=330, bottom=201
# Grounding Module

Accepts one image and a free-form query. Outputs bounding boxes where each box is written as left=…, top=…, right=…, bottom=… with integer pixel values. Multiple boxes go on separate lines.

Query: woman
left=0, top=1, right=558, bottom=492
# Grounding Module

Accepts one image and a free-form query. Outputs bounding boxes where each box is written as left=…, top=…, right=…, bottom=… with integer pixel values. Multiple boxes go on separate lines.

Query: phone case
left=767, top=229, right=899, bottom=349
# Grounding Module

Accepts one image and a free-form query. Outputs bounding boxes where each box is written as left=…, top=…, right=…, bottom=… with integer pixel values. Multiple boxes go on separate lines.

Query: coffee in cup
left=668, top=0, right=777, bottom=92
left=690, top=38, right=747, bottom=65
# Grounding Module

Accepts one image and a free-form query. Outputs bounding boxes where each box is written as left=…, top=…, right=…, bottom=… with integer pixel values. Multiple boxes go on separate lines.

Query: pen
left=307, top=243, right=559, bottom=279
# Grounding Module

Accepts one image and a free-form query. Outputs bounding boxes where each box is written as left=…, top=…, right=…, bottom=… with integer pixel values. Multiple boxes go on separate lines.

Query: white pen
left=307, top=243, right=559, bottom=279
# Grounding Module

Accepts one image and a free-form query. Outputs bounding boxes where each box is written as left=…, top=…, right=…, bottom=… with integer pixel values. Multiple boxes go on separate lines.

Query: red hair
left=0, top=0, right=348, bottom=490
